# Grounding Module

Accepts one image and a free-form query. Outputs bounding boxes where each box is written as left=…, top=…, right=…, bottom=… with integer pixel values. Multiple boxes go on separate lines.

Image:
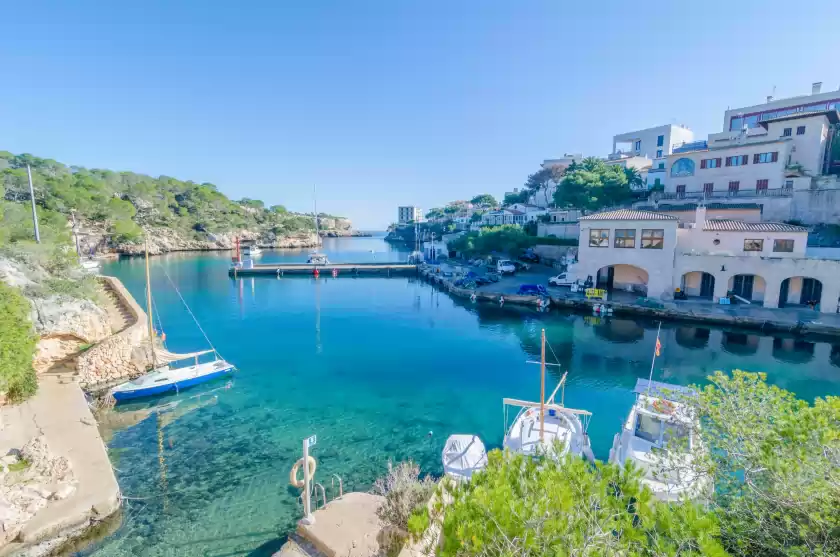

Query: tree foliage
left=0, top=151, right=327, bottom=245
left=470, top=194, right=497, bottom=207
left=553, top=157, right=633, bottom=210
left=447, top=225, right=533, bottom=257
left=0, top=281, right=38, bottom=402
left=685, top=371, right=840, bottom=557
left=424, top=452, right=726, bottom=557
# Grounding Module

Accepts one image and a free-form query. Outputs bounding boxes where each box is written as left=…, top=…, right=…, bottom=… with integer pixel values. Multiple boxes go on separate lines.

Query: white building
left=612, top=124, right=695, bottom=161
left=506, top=203, right=548, bottom=222
left=573, top=208, right=840, bottom=314
left=481, top=209, right=526, bottom=226
left=398, top=206, right=423, bottom=224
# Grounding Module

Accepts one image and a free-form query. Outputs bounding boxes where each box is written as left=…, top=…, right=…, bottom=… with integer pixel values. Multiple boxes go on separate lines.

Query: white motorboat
left=80, top=259, right=100, bottom=273
left=242, top=243, right=263, bottom=258
left=609, top=378, right=708, bottom=502
left=307, top=252, right=330, bottom=265
left=503, top=329, right=594, bottom=461
left=441, top=434, right=488, bottom=482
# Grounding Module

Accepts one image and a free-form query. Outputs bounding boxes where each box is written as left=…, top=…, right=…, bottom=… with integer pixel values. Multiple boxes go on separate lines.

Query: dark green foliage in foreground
left=447, top=225, right=576, bottom=257
left=0, top=151, right=328, bottom=245
left=689, top=371, right=840, bottom=557
left=417, top=452, right=726, bottom=556
left=0, top=281, right=37, bottom=402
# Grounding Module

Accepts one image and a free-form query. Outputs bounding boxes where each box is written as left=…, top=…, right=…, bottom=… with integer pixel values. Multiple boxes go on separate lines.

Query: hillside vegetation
left=0, top=151, right=348, bottom=251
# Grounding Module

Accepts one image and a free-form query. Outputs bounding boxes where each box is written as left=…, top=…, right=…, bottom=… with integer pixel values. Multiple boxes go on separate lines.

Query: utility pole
left=27, top=165, right=41, bottom=243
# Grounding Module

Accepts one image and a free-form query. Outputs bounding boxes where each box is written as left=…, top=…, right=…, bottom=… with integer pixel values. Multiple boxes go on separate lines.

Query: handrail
left=314, top=483, right=327, bottom=509
left=331, top=474, right=344, bottom=499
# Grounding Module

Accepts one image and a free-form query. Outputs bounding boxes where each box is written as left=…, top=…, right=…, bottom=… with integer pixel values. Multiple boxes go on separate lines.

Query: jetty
left=229, top=262, right=418, bottom=277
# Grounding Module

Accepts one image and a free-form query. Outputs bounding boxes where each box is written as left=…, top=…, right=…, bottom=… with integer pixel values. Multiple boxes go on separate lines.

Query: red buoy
left=313, top=268, right=320, bottom=278
left=332, top=268, right=338, bottom=277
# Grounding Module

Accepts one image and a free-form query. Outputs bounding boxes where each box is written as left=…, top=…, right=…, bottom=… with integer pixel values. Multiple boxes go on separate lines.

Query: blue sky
left=2, top=1, right=838, bottom=228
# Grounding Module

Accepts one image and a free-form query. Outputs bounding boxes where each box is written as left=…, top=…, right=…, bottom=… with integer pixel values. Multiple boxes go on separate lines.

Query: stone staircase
left=99, top=279, right=135, bottom=334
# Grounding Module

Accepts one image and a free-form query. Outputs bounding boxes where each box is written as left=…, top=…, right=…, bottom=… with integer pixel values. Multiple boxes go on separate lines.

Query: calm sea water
left=85, top=236, right=840, bottom=557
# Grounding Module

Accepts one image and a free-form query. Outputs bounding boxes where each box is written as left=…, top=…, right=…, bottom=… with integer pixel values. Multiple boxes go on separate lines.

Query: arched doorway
left=779, top=277, right=823, bottom=309
left=727, top=274, right=767, bottom=305
left=596, top=264, right=649, bottom=296
left=680, top=271, right=716, bottom=299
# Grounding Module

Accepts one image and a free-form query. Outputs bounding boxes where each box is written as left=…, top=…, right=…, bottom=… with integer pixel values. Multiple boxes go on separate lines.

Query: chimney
left=812, top=82, right=822, bottom=95
left=695, top=205, right=707, bottom=227
left=766, top=95, right=774, bottom=103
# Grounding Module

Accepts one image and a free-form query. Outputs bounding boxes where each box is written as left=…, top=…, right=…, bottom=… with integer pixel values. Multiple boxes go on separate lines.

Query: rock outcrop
left=114, top=227, right=320, bottom=255
left=0, top=436, right=77, bottom=546
left=29, top=296, right=110, bottom=344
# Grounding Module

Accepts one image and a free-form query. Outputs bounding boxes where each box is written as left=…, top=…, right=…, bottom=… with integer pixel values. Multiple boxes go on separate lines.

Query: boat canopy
left=442, top=434, right=487, bottom=481
left=633, top=379, right=696, bottom=401
left=156, top=349, right=216, bottom=364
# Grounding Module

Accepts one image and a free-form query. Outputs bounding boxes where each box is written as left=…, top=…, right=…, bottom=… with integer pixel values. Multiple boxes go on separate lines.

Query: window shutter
left=725, top=157, right=731, bottom=167
left=742, top=155, right=748, bottom=165
left=753, top=153, right=759, bottom=164
left=771, top=151, right=778, bottom=162
left=716, top=158, right=721, bottom=167
left=700, top=159, right=707, bottom=169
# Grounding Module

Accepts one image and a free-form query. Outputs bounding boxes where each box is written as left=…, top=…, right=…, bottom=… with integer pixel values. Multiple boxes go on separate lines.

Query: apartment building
left=397, top=206, right=423, bottom=224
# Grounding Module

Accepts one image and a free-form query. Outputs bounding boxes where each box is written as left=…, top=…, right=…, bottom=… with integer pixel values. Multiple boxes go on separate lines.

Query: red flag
left=655, top=337, right=662, bottom=357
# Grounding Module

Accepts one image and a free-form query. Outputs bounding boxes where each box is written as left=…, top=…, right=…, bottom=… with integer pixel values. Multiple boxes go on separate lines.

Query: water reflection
left=772, top=338, right=815, bottom=364
left=674, top=327, right=710, bottom=350
left=721, top=332, right=760, bottom=356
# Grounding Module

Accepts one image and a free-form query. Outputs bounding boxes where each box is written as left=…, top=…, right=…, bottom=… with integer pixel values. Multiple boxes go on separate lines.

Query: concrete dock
left=229, top=262, right=418, bottom=277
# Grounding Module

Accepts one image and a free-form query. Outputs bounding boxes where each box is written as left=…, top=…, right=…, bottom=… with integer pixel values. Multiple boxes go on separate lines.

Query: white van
left=496, top=260, right=516, bottom=275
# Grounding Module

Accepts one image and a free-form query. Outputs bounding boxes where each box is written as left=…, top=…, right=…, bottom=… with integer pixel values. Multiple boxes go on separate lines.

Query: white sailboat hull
left=111, top=359, right=234, bottom=402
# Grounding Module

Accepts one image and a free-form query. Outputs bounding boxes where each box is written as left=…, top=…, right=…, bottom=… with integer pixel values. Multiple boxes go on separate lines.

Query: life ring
left=289, top=456, right=317, bottom=488
left=652, top=399, right=676, bottom=415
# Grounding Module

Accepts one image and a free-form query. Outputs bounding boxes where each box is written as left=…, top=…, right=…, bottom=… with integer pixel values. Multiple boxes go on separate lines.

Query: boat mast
left=145, top=236, right=157, bottom=367
left=313, top=184, right=321, bottom=247
left=540, top=328, right=546, bottom=442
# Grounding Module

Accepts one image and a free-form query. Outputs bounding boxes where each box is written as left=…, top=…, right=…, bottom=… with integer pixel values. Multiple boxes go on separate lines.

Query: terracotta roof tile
left=703, top=219, right=807, bottom=232
left=579, top=209, right=677, bottom=221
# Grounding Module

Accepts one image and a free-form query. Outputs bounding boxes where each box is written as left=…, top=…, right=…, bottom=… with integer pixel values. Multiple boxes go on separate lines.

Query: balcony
left=651, top=187, right=794, bottom=201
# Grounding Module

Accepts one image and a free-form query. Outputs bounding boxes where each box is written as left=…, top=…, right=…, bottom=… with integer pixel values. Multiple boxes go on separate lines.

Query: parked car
left=496, top=259, right=516, bottom=275
left=512, top=261, right=531, bottom=272
left=474, top=276, right=492, bottom=286
left=517, top=284, right=548, bottom=296
left=485, top=272, right=501, bottom=283
left=519, top=251, right=540, bottom=263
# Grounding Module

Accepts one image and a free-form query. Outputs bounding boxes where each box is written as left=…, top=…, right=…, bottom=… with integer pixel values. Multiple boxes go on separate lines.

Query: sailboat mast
left=145, top=237, right=157, bottom=366
left=540, top=328, right=546, bottom=442
left=313, top=185, right=321, bottom=247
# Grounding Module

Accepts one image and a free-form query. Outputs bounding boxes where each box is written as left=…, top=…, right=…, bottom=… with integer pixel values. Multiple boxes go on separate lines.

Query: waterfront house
left=398, top=206, right=423, bottom=224
left=573, top=207, right=840, bottom=314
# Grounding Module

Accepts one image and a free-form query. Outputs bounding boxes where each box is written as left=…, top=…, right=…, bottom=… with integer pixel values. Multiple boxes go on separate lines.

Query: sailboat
left=307, top=185, right=330, bottom=265
left=503, top=329, right=594, bottom=461
left=608, top=326, right=709, bottom=501
left=110, top=239, right=235, bottom=402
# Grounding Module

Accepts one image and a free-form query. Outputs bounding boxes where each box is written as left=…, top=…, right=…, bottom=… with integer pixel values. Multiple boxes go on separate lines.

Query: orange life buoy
left=289, top=456, right=317, bottom=488
left=652, top=399, right=676, bottom=415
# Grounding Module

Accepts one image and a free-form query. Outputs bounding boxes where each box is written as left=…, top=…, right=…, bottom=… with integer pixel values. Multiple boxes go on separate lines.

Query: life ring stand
left=289, top=455, right=317, bottom=488
left=652, top=399, right=676, bottom=415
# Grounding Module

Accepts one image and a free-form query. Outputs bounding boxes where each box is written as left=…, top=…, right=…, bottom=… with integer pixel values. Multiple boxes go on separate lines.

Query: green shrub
left=0, top=282, right=38, bottom=402
left=428, top=451, right=726, bottom=556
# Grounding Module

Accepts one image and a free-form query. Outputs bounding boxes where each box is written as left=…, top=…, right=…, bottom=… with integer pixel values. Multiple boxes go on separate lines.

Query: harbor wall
left=77, top=276, right=151, bottom=389
left=418, top=267, right=840, bottom=338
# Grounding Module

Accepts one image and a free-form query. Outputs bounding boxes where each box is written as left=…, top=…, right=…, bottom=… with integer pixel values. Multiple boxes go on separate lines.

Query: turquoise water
left=85, top=236, right=840, bottom=556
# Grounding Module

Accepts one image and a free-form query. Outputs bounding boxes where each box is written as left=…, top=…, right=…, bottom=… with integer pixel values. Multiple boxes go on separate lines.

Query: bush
left=0, top=281, right=38, bottom=402
left=429, top=451, right=725, bottom=556
left=372, top=460, right=435, bottom=534
left=682, top=371, right=840, bottom=556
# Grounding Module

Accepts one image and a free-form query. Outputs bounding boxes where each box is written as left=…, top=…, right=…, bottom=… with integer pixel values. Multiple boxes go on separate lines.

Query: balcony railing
left=652, top=187, right=793, bottom=200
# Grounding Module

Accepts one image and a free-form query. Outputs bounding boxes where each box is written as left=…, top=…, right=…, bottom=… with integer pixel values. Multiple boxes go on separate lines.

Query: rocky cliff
left=112, top=226, right=320, bottom=256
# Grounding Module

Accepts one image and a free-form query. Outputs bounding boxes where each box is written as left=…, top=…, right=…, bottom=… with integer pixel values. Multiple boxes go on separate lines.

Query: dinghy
left=441, top=434, right=488, bottom=482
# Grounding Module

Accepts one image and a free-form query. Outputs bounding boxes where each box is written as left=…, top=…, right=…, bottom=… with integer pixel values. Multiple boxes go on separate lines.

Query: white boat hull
left=442, top=434, right=488, bottom=482
left=111, top=359, right=234, bottom=402
left=504, top=406, right=592, bottom=461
